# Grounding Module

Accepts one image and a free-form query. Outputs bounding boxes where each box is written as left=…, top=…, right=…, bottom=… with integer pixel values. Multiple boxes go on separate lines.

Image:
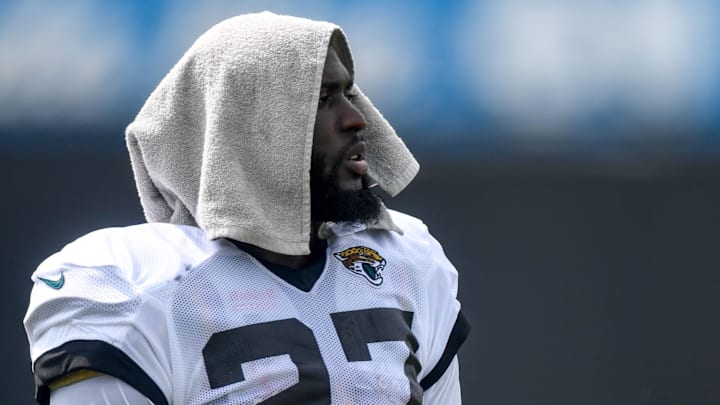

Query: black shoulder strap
left=33, top=340, right=168, bottom=405
left=420, top=311, right=471, bottom=390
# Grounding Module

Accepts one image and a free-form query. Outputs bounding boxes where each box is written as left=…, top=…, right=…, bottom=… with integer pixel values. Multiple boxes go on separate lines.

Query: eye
left=318, top=95, right=329, bottom=106
left=343, top=91, right=357, bottom=101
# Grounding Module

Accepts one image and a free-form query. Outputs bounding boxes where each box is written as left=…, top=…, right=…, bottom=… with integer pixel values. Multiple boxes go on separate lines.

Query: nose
left=340, top=98, right=367, bottom=132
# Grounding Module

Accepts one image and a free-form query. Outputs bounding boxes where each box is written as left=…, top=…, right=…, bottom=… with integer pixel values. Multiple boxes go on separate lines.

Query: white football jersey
left=25, top=210, right=469, bottom=404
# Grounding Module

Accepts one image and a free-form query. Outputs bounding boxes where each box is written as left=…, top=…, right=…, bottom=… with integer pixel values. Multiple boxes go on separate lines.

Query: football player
left=25, top=12, right=469, bottom=404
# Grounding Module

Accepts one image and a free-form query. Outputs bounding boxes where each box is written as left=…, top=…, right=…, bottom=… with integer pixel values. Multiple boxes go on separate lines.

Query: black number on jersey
left=331, top=308, right=421, bottom=404
left=203, top=318, right=331, bottom=403
left=202, top=308, right=420, bottom=404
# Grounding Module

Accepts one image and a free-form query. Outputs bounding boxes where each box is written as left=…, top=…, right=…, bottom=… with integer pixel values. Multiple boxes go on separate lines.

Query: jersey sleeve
left=419, top=230, right=470, bottom=393
left=23, top=225, right=210, bottom=405
left=392, top=211, right=471, bottom=396
left=50, top=374, right=153, bottom=405
left=423, top=356, right=462, bottom=404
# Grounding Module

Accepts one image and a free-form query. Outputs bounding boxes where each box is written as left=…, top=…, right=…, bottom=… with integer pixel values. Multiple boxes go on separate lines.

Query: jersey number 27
left=202, top=307, right=421, bottom=404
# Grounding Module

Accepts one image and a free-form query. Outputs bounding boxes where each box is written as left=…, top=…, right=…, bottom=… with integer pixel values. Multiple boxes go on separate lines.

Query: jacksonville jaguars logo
left=333, top=246, right=387, bottom=287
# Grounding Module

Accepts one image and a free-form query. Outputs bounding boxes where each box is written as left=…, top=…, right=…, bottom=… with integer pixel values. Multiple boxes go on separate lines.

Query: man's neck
left=231, top=222, right=326, bottom=270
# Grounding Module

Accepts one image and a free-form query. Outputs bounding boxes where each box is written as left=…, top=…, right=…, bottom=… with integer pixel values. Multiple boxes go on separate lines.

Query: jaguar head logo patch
left=333, top=246, right=386, bottom=286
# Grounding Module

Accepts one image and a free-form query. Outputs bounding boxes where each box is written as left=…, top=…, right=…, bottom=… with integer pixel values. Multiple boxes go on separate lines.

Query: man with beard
left=24, top=12, right=469, bottom=404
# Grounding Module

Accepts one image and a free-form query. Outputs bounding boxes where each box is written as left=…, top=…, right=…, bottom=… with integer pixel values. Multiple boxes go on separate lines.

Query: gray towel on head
left=126, top=11, right=419, bottom=255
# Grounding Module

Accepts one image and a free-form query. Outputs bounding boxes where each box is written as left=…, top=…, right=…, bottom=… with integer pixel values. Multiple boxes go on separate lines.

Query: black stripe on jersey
left=33, top=339, right=168, bottom=405
left=419, top=311, right=471, bottom=391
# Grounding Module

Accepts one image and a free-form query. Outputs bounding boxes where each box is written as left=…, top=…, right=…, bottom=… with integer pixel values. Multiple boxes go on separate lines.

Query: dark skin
left=238, top=47, right=368, bottom=269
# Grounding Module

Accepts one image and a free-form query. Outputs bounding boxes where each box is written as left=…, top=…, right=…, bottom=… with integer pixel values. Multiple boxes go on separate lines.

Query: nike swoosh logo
left=38, top=273, right=65, bottom=290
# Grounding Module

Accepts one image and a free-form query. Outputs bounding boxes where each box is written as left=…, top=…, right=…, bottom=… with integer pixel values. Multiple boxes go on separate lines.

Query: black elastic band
left=420, top=311, right=471, bottom=390
left=33, top=339, right=168, bottom=405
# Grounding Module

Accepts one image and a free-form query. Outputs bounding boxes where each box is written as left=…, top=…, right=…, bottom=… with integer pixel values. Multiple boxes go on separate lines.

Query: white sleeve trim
left=423, top=356, right=462, bottom=404
left=50, top=375, right=153, bottom=405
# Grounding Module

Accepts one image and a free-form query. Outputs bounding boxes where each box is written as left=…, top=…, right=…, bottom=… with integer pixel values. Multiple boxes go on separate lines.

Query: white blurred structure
left=457, top=0, right=720, bottom=135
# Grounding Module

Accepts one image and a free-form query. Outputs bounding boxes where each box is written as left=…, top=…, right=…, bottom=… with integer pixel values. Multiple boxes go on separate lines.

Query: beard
left=310, top=152, right=382, bottom=224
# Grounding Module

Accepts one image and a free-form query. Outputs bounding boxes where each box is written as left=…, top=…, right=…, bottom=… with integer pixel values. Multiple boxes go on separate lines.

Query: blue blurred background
left=3, top=1, right=719, bottom=404
left=2, top=0, right=719, bottom=157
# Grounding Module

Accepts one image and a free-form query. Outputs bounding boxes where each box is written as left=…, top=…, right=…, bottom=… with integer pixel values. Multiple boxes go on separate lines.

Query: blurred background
left=3, top=0, right=719, bottom=403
